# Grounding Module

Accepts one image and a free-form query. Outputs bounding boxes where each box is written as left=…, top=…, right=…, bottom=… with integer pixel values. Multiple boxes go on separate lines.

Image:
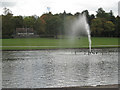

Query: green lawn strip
left=2, top=37, right=119, bottom=50
left=91, top=37, right=119, bottom=45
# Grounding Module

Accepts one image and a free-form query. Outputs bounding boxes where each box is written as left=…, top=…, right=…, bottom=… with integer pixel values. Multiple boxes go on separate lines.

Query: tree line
left=1, top=7, right=120, bottom=38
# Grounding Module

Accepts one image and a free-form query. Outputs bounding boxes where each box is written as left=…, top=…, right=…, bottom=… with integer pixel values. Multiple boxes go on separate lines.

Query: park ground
left=1, top=37, right=120, bottom=50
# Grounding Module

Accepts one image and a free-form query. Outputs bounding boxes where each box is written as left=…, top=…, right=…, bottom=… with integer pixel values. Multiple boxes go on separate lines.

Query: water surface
left=2, top=49, right=118, bottom=88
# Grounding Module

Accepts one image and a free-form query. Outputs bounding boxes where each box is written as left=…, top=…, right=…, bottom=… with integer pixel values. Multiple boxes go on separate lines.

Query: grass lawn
left=1, top=37, right=120, bottom=50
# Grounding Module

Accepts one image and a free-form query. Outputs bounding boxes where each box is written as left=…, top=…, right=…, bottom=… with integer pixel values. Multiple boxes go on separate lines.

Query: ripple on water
left=2, top=49, right=118, bottom=88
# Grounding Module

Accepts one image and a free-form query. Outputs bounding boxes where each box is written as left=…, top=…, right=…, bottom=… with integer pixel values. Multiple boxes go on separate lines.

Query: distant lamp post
left=47, top=7, right=51, bottom=13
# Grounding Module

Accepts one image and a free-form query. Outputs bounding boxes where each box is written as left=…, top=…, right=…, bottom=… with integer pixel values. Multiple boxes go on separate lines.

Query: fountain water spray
left=85, top=18, right=92, bottom=53
left=69, top=13, right=92, bottom=52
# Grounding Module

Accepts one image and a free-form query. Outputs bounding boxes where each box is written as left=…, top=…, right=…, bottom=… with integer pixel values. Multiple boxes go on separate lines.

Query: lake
left=2, top=48, right=118, bottom=88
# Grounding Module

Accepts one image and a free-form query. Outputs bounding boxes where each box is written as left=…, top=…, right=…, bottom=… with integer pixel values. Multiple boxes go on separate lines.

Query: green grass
left=1, top=37, right=120, bottom=50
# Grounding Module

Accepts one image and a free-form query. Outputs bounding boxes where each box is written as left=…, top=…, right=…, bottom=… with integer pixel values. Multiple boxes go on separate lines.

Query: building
left=15, top=28, right=34, bottom=38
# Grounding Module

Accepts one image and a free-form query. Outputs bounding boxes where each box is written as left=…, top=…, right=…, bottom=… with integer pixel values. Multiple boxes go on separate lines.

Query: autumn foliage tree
left=1, top=7, right=119, bottom=38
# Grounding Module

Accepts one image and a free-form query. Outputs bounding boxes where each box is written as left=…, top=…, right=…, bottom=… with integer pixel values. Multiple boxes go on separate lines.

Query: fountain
left=69, top=13, right=92, bottom=53
left=85, top=18, right=92, bottom=53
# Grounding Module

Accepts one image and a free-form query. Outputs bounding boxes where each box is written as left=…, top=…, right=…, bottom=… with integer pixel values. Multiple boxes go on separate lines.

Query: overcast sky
left=0, top=0, right=119, bottom=16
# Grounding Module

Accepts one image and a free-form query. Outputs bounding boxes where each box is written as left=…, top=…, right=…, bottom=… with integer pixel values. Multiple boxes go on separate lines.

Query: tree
left=2, top=8, right=14, bottom=38
left=46, top=15, right=62, bottom=38
left=23, top=16, right=36, bottom=28
left=74, top=12, right=81, bottom=17
left=91, top=17, right=115, bottom=37
left=103, top=21, right=115, bottom=37
left=34, top=17, right=45, bottom=35
left=3, top=7, right=12, bottom=15
left=115, top=16, right=120, bottom=37
left=89, top=14, right=95, bottom=25
left=108, top=10, right=116, bottom=23
left=91, top=18, right=105, bottom=36
left=96, top=8, right=106, bottom=18
left=96, top=8, right=116, bottom=22
left=1, top=7, right=119, bottom=38
left=13, top=16, right=23, bottom=28
left=40, top=12, right=53, bottom=35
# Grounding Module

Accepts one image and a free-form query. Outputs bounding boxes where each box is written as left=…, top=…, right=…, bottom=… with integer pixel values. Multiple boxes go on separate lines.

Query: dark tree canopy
left=1, top=7, right=119, bottom=38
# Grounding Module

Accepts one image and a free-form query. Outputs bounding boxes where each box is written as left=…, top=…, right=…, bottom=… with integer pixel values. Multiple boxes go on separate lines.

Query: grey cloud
left=0, top=1, right=16, bottom=7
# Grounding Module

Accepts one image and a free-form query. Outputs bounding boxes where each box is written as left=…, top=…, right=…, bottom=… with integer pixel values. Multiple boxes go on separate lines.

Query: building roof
left=16, top=28, right=34, bottom=33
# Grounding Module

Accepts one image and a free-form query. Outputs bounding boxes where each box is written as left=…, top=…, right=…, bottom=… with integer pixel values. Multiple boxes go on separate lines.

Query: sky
left=118, top=1, right=120, bottom=16
left=0, top=0, right=119, bottom=16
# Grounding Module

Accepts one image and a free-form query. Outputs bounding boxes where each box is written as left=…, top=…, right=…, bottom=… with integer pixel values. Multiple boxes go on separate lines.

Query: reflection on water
left=2, top=49, right=118, bottom=88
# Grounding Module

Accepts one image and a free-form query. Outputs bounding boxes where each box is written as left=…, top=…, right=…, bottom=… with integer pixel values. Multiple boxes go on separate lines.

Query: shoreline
left=67, top=84, right=119, bottom=88
left=2, top=84, right=120, bottom=89
left=1, top=47, right=120, bottom=51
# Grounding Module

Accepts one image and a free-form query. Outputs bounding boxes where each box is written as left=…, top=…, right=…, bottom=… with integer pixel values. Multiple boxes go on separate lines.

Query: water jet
left=70, top=13, right=92, bottom=53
